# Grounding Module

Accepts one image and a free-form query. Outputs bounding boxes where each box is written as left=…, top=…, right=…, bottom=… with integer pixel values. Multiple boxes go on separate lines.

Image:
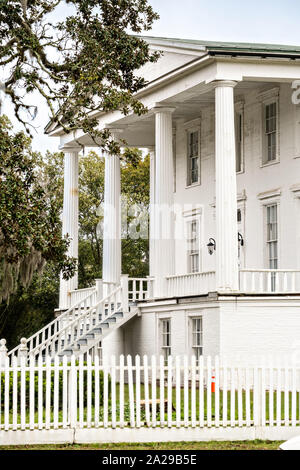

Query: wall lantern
left=207, top=238, right=216, bottom=255
left=238, top=232, right=244, bottom=247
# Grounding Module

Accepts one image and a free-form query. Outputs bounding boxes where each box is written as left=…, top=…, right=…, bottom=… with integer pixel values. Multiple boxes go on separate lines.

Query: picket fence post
left=0, top=338, right=7, bottom=367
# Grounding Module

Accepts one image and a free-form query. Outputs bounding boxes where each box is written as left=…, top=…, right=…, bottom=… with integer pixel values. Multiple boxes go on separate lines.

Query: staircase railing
left=28, top=285, right=123, bottom=359
left=8, top=287, right=97, bottom=361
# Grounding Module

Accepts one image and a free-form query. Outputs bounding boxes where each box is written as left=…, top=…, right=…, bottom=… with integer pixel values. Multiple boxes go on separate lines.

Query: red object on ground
left=211, top=374, right=215, bottom=393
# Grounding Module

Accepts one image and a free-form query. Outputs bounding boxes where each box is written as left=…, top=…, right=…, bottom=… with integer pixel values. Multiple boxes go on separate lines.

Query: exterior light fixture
left=207, top=238, right=216, bottom=255
left=238, top=232, right=244, bottom=247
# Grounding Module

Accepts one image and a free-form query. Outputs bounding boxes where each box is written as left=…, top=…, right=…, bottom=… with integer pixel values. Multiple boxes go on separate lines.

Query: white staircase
left=7, top=276, right=150, bottom=362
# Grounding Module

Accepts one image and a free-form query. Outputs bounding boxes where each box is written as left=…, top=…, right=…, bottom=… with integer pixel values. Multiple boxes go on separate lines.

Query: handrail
left=166, top=271, right=215, bottom=279
left=240, top=269, right=300, bottom=273
left=8, top=287, right=97, bottom=359
left=29, top=285, right=122, bottom=358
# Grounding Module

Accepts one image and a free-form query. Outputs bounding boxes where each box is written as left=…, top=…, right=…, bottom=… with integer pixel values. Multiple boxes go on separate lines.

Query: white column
left=148, top=147, right=156, bottom=277
left=102, top=131, right=122, bottom=288
left=153, top=107, right=175, bottom=297
left=59, top=146, right=80, bottom=309
left=214, top=80, right=239, bottom=292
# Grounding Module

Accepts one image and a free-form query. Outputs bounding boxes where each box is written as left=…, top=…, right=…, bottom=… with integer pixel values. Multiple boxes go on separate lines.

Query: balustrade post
left=0, top=339, right=8, bottom=367
left=121, top=274, right=129, bottom=313
left=18, top=338, right=28, bottom=365
left=95, top=279, right=103, bottom=302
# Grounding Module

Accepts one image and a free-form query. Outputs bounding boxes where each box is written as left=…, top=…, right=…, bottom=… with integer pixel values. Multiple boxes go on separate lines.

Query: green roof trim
left=141, top=35, right=300, bottom=55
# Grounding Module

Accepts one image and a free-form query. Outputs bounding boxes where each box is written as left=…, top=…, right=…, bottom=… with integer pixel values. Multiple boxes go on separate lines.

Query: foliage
left=0, top=116, right=76, bottom=303
left=0, top=0, right=159, bottom=151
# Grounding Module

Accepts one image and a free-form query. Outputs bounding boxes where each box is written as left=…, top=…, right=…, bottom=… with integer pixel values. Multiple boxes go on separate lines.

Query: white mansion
left=8, top=36, right=300, bottom=364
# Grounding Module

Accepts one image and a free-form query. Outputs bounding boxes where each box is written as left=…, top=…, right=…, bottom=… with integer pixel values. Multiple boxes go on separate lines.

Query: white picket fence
left=1, top=354, right=300, bottom=433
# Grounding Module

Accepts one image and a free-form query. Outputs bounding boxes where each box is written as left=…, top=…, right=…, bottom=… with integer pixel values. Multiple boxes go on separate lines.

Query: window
left=266, top=204, right=278, bottom=269
left=161, top=319, right=171, bottom=363
left=187, top=219, right=200, bottom=273
left=192, top=318, right=203, bottom=364
left=187, top=130, right=200, bottom=185
left=235, top=111, right=243, bottom=172
left=264, top=101, right=278, bottom=163
left=266, top=204, right=278, bottom=290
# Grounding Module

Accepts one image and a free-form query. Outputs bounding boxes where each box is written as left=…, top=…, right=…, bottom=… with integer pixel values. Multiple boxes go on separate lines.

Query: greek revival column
left=59, top=145, right=81, bottom=310
left=153, top=107, right=175, bottom=297
left=148, top=147, right=156, bottom=277
left=214, top=81, right=239, bottom=292
left=102, top=131, right=122, bottom=288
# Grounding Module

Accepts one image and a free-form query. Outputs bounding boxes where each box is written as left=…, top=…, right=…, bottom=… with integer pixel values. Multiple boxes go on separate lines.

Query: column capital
left=59, top=144, right=82, bottom=154
left=212, top=80, right=238, bottom=89
left=153, top=105, right=176, bottom=114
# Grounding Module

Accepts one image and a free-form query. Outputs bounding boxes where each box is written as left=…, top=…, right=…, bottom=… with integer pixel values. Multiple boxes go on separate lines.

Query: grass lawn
left=0, top=440, right=283, bottom=450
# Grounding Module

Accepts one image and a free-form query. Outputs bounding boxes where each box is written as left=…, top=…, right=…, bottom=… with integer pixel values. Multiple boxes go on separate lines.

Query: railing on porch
left=128, top=278, right=153, bottom=302
left=1, top=354, right=300, bottom=431
left=166, top=271, right=216, bottom=298
left=240, top=269, right=300, bottom=294
left=69, top=286, right=97, bottom=307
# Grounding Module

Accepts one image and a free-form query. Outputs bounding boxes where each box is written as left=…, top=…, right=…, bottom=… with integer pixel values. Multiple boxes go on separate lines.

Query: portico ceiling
left=76, top=80, right=277, bottom=149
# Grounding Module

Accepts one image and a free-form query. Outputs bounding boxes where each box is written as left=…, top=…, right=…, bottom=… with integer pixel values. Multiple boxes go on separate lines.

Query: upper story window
left=259, top=87, right=280, bottom=166
left=264, top=101, right=278, bottom=163
left=235, top=110, right=244, bottom=173
left=266, top=204, right=278, bottom=270
left=187, top=129, right=200, bottom=186
left=187, top=219, right=200, bottom=273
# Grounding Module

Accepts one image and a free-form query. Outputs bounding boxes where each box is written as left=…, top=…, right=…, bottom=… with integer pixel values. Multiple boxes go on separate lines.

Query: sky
left=2, top=0, right=300, bottom=154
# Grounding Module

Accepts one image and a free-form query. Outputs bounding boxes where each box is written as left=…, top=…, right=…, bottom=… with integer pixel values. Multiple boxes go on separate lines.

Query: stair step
left=77, top=339, right=88, bottom=345
left=113, top=312, right=123, bottom=318
left=106, top=317, right=116, bottom=323
left=92, top=328, right=102, bottom=334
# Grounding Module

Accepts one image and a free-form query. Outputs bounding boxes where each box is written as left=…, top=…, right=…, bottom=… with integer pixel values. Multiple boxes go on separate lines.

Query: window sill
left=260, top=159, right=280, bottom=169
left=185, top=181, right=201, bottom=189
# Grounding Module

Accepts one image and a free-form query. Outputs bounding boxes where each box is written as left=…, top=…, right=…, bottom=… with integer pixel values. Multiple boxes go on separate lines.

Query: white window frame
left=265, top=203, right=279, bottom=270
left=235, top=102, right=244, bottom=173
left=160, top=318, right=171, bottom=363
left=259, top=88, right=280, bottom=167
left=185, top=212, right=202, bottom=274
left=185, top=119, right=201, bottom=187
left=190, top=317, right=203, bottom=364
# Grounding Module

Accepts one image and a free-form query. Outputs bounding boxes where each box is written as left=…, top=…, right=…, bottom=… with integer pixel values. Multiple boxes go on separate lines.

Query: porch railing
left=166, top=271, right=216, bottom=298
left=239, top=269, right=300, bottom=294
left=69, top=286, right=97, bottom=307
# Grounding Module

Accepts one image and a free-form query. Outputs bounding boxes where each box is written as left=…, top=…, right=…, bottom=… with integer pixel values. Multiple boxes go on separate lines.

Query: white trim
left=257, top=188, right=281, bottom=200
left=186, top=123, right=201, bottom=187
left=259, top=89, right=280, bottom=166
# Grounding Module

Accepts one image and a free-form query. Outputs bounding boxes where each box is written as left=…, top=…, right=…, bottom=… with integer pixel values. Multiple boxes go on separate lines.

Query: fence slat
left=136, top=355, right=141, bottom=428
left=143, top=355, right=150, bottom=427
left=175, top=356, right=181, bottom=428
left=119, top=355, right=124, bottom=428
left=94, top=355, right=100, bottom=428
left=62, top=355, right=68, bottom=428
left=292, top=365, right=296, bottom=427
left=276, top=364, right=282, bottom=427
left=159, top=355, right=164, bottom=427
left=222, top=359, right=228, bottom=427
left=199, top=355, right=204, bottom=428
left=207, top=356, right=212, bottom=427
left=20, top=356, right=26, bottom=430
left=151, top=355, right=157, bottom=428
left=215, top=356, right=220, bottom=428
left=87, top=354, right=92, bottom=428
left=103, top=356, right=108, bottom=428
left=284, top=362, right=289, bottom=427
left=245, top=366, right=250, bottom=427
left=128, top=355, right=135, bottom=428
left=111, top=355, right=116, bottom=429
left=230, top=365, right=235, bottom=427
left=79, top=354, right=84, bottom=428
left=12, top=356, right=18, bottom=431
left=191, top=355, right=196, bottom=428
left=4, top=356, right=9, bottom=431
left=38, top=355, right=43, bottom=430
left=45, top=355, right=51, bottom=430
left=184, top=355, right=189, bottom=427
left=167, top=355, right=173, bottom=428
left=269, top=358, right=274, bottom=427
left=53, top=356, right=59, bottom=429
